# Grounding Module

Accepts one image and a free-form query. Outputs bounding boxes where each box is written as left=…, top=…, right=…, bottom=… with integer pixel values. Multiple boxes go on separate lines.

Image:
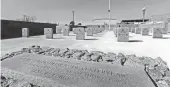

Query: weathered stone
left=76, top=28, right=85, bottom=40
left=71, top=51, right=85, bottom=60
left=56, top=27, right=62, bottom=34
left=22, top=28, right=29, bottom=37
left=156, top=80, right=169, bottom=87
left=165, top=71, right=170, bottom=77
left=135, top=28, right=141, bottom=34
left=117, top=27, right=129, bottom=42
left=102, top=52, right=117, bottom=62
left=81, top=55, right=92, bottom=61
left=63, top=26, right=69, bottom=36
left=44, top=28, right=53, bottom=39
left=142, top=28, right=149, bottom=36
left=148, top=69, right=163, bottom=81
left=153, top=28, right=163, bottom=38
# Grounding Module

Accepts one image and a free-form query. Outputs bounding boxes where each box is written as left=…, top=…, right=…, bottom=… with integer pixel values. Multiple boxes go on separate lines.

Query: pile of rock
left=1, top=45, right=170, bottom=87
left=1, top=75, right=40, bottom=87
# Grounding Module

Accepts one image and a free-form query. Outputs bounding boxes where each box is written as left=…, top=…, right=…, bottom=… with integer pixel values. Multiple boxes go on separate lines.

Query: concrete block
left=22, top=28, right=29, bottom=37
left=117, top=27, right=129, bottom=42
left=44, top=28, right=53, bottom=39
left=76, top=28, right=85, bottom=40
left=153, top=28, right=163, bottom=38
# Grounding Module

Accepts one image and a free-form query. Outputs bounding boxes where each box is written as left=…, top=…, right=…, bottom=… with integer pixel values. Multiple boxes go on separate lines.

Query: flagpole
left=109, top=0, right=111, bottom=30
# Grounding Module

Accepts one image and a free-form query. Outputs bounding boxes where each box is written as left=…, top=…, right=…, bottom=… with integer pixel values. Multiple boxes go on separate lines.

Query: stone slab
left=63, top=27, right=69, bottom=36
left=22, top=28, right=29, bottom=37
left=86, top=28, right=93, bottom=36
left=44, top=28, right=53, bottom=39
left=76, top=28, right=85, bottom=40
left=1, top=53, right=155, bottom=87
left=56, top=27, right=62, bottom=34
left=117, top=27, right=129, bottom=42
left=153, top=28, right=163, bottom=38
left=142, top=28, right=149, bottom=36
left=135, top=28, right=141, bottom=34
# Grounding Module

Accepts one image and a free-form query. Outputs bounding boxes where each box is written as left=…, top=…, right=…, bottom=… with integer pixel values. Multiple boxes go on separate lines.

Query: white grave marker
left=142, top=28, right=149, bottom=36
left=117, top=27, right=129, bottom=42
left=22, top=28, right=29, bottom=37
left=135, top=28, right=141, bottom=34
left=44, top=28, right=53, bottom=39
left=153, top=28, right=163, bottom=38
left=63, top=26, right=69, bottom=36
left=56, top=26, right=62, bottom=34
left=76, top=28, right=85, bottom=40
left=86, top=28, right=93, bottom=36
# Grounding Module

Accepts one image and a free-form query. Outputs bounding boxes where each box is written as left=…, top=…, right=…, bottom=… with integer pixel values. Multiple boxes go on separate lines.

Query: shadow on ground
left=85, top=38, right=98, bottom=40
left=129, top=40, right=143, bottom=42
left=53, top=37, right=66, bottom=39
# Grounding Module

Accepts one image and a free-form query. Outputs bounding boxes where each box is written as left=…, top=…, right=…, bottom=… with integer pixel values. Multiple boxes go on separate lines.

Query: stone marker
left=1, top=53, right=155, bottom=87
left=76, top=28, right=85, bottom=40
left=153, top=28, right=163, bottom=38
left=86, top=28, right=93, bottom=36
left=142, top=28, right=149, bottom=36
left=135, top=28, right=141, bottom=34
left=63, top=26, right=69, bottom=36
left=117, top=27, right=129, bottom=42
left=92, top=28, right=97, bottom=34
left=56, top=27, right=62, bottom=34
left=162, top=23, right=168, bottom=34
left=168, top=23, right=170, bottom=33
left=22, top=28, right=29, bottom=37
left=73, top=28, right=77, bottom=34
left=44, top=28, right=53, bottom=39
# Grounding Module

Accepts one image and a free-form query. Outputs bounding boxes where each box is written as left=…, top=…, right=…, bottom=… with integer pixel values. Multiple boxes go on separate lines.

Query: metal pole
left=72, top=11, right=74, bottom=22
left=109, top=0, right=111, bottom=30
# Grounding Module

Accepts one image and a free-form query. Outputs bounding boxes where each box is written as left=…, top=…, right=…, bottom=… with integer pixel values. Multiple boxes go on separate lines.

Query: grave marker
left=63, top=26, right=69, bottom=36
left=117, top=27, right=129, bottom=42
left=1, top=53, right=155, bottom=87
left=142, top=28, right=149, bottom=36
left=76, top=28, right=85, bottom=40
left=86, top=28, right=93, bottom=36
left=22, top=28, right=29, bottom=37
left=56, top=27, right=62, bottom=34
left=44, top=28, right=53, bottom=39
left=135, top=28, right=141, bottom=34
left=153, top=28, right=163, bottom=38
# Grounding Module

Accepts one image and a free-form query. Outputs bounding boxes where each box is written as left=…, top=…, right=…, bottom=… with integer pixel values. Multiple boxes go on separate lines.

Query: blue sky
left=1, top=0, right=170, bottom=24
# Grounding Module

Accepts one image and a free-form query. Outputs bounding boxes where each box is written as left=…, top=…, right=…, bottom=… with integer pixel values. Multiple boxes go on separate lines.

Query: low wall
left=1, top=20, right=57, bottom=39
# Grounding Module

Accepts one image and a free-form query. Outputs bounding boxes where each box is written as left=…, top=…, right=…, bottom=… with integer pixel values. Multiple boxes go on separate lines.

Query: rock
left=117, top=53, right=127, bottom=66
left=22, top=48, right=31, bottom=53
left=148, top=69, right=163, bottom=81
left=139, top=56, right=156, bottom=67
left=71, top=51, right=85, bottom=60
left=165, top=71, right=170, bottom=77
left=81, top=55, right=92, bottom=61
left=163, top=77, right=170, bottom=86
left=91, top=54, right=102, bottom=62
left=102, top=52, right=117, bottom=62
left=58, top=48, right=69, bottom=57
left=155, top=65, right=169, bottom=77
left=90, top=51, right=106, bottom=56
left=157, top=80, right=169, bottom=87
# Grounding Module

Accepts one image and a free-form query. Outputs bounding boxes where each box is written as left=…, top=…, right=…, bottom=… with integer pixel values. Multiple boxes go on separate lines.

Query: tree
left=77, top=23, right=82, bottom=26
left=69, top=21, right=75, bottom=26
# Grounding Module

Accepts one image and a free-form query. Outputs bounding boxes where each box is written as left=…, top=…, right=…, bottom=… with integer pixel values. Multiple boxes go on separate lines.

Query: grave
left=76, top=28, right=85, bottom=40
left=86, top=28, right=93, bottom=36
left=92, top=28, right=97, bottom=34
left=163, top=23, right=168, bottom=34
left=1, top=53, right=155, bottom=87
left=44, top=28, right=53, bottom=39
left=153, top=28, right=163, bottom=38
left=168, top=23, right=170, bottom=33
left=63, top=26, right=69, bottom=36
left=73, top=28, right=77, bottom=34
left=56, top=27, right=62, bottom=34
left=117, top=27, right=129, bottom=42
left=142, top=28, right=149, bottom=36
left=135, top=28, right=141, bottom=34
left=22, top=28, right=29, bottom=37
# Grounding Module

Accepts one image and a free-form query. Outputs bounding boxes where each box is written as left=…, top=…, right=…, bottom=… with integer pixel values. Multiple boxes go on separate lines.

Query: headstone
left=92, top=28, right=97, bottom=34
left=135, top=28, right=141, bottom=34
left=56, top=27, right=62, bottom=34
left=76, top=28, right=85, bottom=40
left=73, top=28, right=77, bottom=34
left=22, top=28, right=29, bottom=37
left=1, top=53, right=156, bottom=87
left=117, top=27, right=129, bottom=42
left=162, top=23, right=168, bottom=34
left=44, top=28, right=53, bottom=39
left=142, top=28, right=149, bottom=36
left=63, top=26, right=69, bottom=36
left=168, top=23, right=170, bottom=33
left=86, top=28, right=93, bottom=36
left=153, top=28, right=163, bottom=38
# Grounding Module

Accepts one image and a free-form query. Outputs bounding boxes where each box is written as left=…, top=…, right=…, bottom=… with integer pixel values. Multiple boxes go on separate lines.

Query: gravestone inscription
left=117, top=27, right=129, bottom=42
left=1, top=53, right=155, bottom=87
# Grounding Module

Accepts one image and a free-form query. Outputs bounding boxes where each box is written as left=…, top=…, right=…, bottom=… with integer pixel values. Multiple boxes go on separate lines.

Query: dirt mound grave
left=1, top=53, right=155, bottom=87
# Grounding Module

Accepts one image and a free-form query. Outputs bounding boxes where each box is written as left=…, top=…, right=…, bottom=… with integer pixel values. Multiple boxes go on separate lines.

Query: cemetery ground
left=1, top=30, right=170, bottom=87
left=1, top=31, right=170, bottom=67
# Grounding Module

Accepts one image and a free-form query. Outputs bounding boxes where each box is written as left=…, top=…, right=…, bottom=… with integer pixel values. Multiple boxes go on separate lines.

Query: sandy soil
left=1, top=31, right=170, bottom=67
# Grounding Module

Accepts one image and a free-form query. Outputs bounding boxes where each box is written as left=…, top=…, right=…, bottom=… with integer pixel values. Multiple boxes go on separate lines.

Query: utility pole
left=72, top=11, right=74, bottom=22
left=108, top=0, right=111, bottom=30
left=142, top=6, right=146, bottom=23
